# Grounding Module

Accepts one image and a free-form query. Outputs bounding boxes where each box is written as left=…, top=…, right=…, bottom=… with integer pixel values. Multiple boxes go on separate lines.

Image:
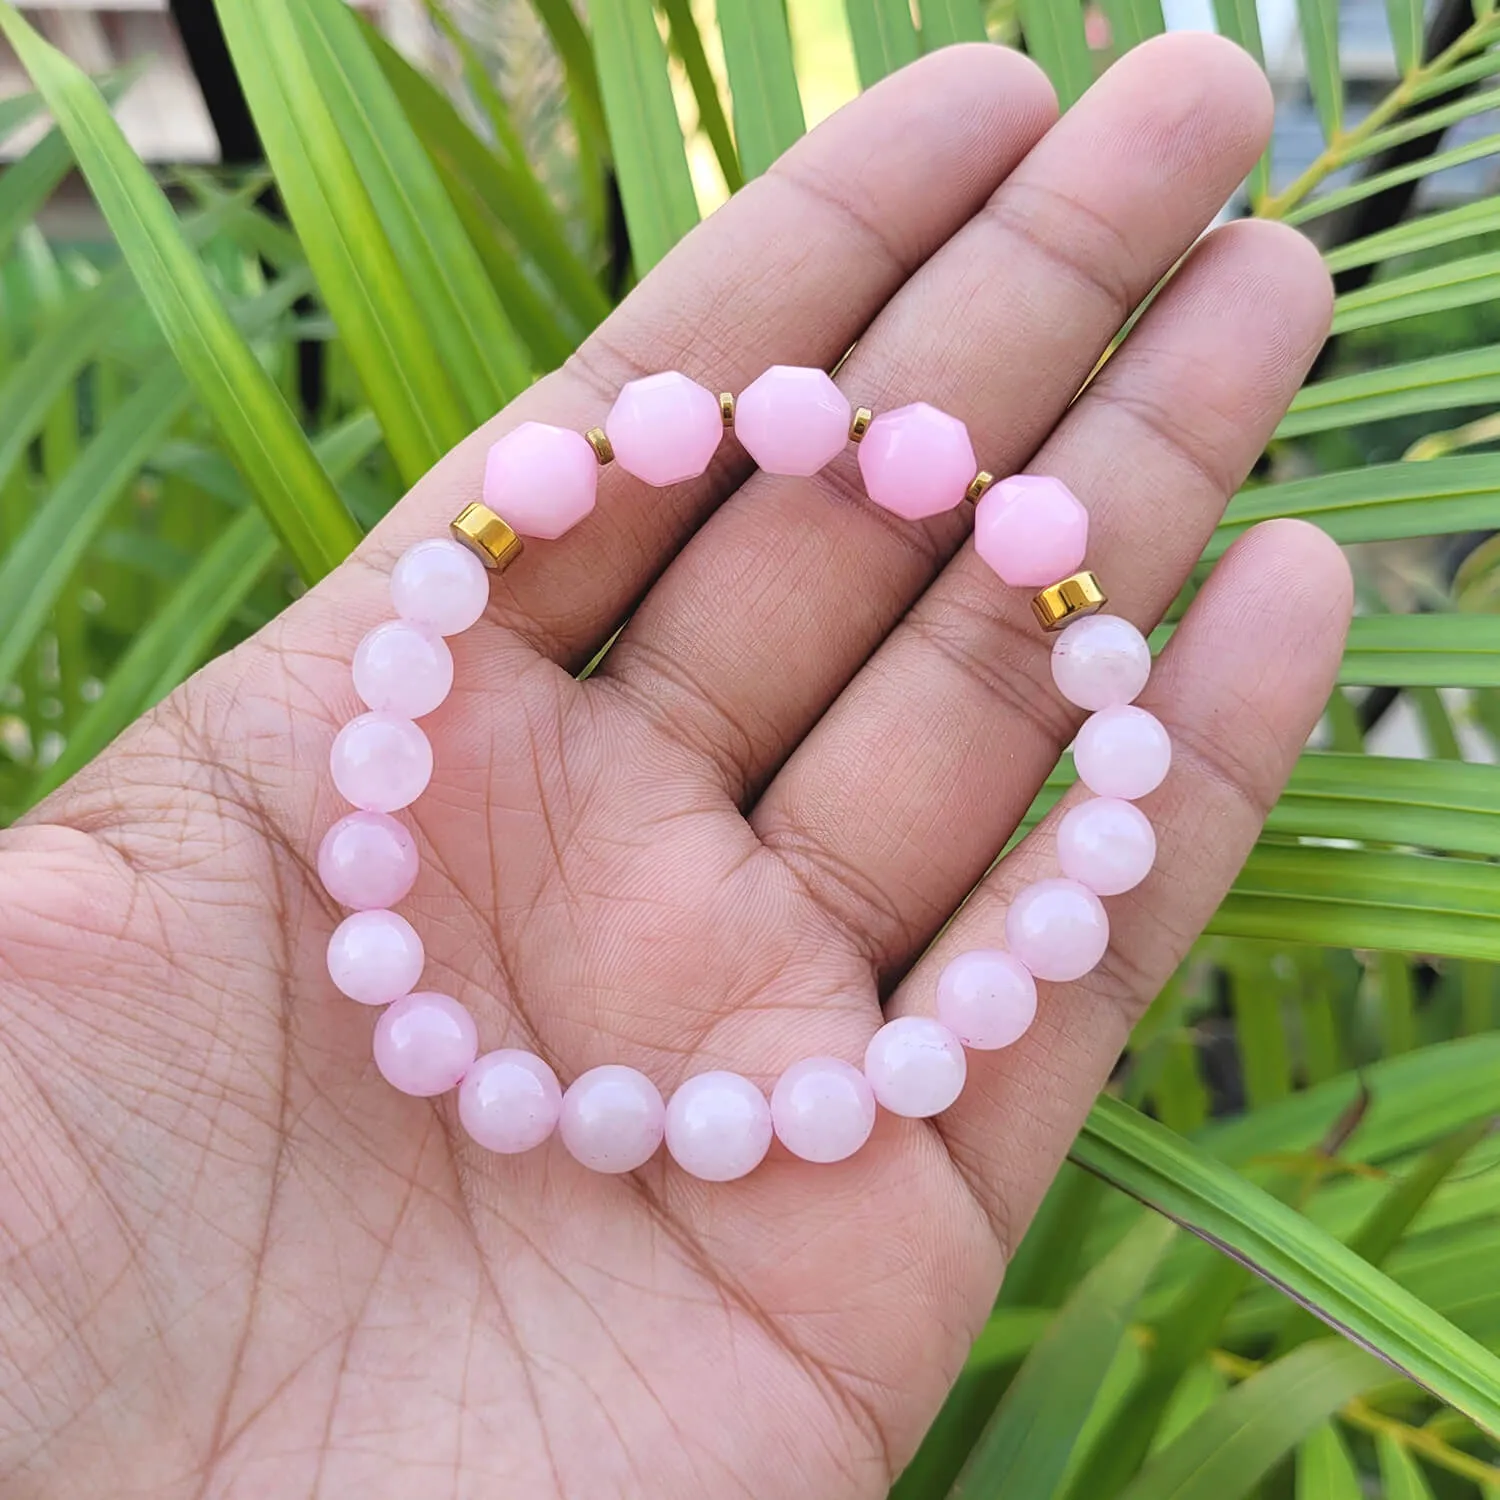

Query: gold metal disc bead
left=585, top=426, right=614, bottom=465
left=965, top=471, right=995, bottom=504
left=1031, top=570, right=1107, bottom=632
left=719, top=391, right=736, bottom=428
left=451, top=501, right=524, bottom=572
left=849, top=406, right=873, bottom=442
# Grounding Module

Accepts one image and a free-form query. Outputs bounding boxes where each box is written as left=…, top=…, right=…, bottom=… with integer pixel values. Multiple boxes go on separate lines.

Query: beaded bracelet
left=317, top=366, right=1170, bottom=1182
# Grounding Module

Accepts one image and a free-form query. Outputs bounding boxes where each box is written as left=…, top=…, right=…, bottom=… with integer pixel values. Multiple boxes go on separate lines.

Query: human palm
left=0, top=37, right=1352, bottom=1499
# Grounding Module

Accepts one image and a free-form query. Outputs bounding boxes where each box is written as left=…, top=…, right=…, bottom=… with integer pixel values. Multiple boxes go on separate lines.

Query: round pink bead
left=863, top=1016, right=967, bottom=1118
left=1058, top=797, right=1157, bottom=896
left=1074, top=705, right=1172, bottom=801
left=330, top=712, right=433, bottom=812
left=459, top=1049, right=563, bottom=1153
left=390, top=538, right=490, bottom=637
left=974, top=474, right=1090, bottom=588
left=326, top=908, right=424, bottom=1006
left=935, top=949, right=1038, bottom=1050
left=352, top=620, right=454, bottom=719
left=1051, top=614, right=1151, bottom=712
left=735, top=365, right=851, bottom=477
left=373, top=991, right=478, bottom=1098
left=1005, top=878, right=1109, bottom=983
left=606, top=371, right=723, bottom=487
left=317, top=810, right=419, bottom=910
left=665, top=1071, right=773, bottom=1182
left=482, top=421, right=598, bottom=540
left=559, top=1065, right=665, bottom=1174
left=770, top=1057, right=876, bottom=1164
left=857, top=402, right=976, bottom=521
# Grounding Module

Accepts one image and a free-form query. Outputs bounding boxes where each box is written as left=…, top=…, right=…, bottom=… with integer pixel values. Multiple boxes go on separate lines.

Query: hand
left=0, top=35, right=1350, bottom=1499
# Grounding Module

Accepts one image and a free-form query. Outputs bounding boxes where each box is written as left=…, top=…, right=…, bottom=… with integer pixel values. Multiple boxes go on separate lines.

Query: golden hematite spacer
left=1032, top=571, right=1107, bottom=632
left=849, top=406, right=873, bottom=442
left=965, top=471, right=995, bottom=505
left=585, top=426, right=614, bottom=465
left=451, top=501, right=524, bottom=572
left=719, top=391, right=735, bottom=428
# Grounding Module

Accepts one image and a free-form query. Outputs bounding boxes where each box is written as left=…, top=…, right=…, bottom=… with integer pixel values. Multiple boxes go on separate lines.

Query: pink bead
left=1074, top=705, right=1172, bottom=801
left=373, top=991, right=478, bottom=1098
left=1005, top=878, right=1109, bottom=983
left=1051, top=614, right=1151, bottom=712
left=935, top=950, right=1038, bottom=1050
left=735, top=365, right=851, bottom=476
left=353, top=620, right=454, bottom=719
left=459, top=1049, right=563, bottom=1154
left=326, top=908, right=424, bottom=1006
left=559, top=1065, right=665, bottom=1174
left=482, top=421, right=599, bottom=540
left=330, top=712, right=433, bottom=812
left=973, top=474, right=1090, bottom=588
left=390, top=538, right=490, bottom=637
left=317, top=810, right=419, bottom=910
left=770, top=1057, right=876, bottom=1163
left=665, top=1071, right=773, bottom=1182
left=858, top=402, right=976, bottom=521
left=1058, top=797, right=1157, bottom=896
left=605, top=371, right=723, bottom=486
left=863, top=1016, right=967, bottom=1118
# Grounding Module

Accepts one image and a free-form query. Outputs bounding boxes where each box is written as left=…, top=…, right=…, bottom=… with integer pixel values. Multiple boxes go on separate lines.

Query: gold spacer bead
left=719, top=391, right=735, bottom=428
left=585, top=426, right=614, bottom=465
left=966, top=470, right=995, bottom=504
left=1031, top=571, right=1107, bottom=632
left=849, top=406, right=873, bottom=442
left=451, top=501, right=524, bottom=572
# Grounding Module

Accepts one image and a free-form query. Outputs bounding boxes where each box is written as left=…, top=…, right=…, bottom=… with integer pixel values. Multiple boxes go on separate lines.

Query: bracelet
left=317, top=366, right=1170, bottom=1181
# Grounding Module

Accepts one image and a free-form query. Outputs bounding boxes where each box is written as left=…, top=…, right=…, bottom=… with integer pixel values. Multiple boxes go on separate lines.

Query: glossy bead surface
left=665, top=1071, right=773, bottom=1182
left=606, top=371, right=723, bottom=486
left=973, top=474, right=1089, bottom=588
left=863, top=1016, right=967, bottom=1118
left=330, top=712, right=433, bottom=812
left=390, top=538, right=490, bottom=636
left=1005, top=878, right=1109, bottom=983
left=326, top=908, right=424, bottom=1006
left=482, top=421, right=599, bottom=540
left=935, top=949, right=1037, bottom=1050
left=735, top=365, right=851, bottom=476
left=1051, top=614, right=1151, bottom=712
left=373, top=991, right=478, bottom=1097
left=770, top=1057, right=877, bottom=1163
left=318, top=810, right=419, bottom=911
left=459, top=1049, right=563, bottom=1154
left=352, top=620, right=454, bottom=720
left=857, top=402, right=976, bottom=521
left=559, top=1065, right=665, bottom=1174
left=1057, top=797, right=1157, bottom=895
left=1074, top=705, right=1172, bottom=800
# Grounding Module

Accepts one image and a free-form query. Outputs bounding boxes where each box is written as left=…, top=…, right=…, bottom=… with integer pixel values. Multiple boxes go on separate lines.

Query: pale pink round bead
left=373, top=991, right=478, bottom=1097
left=973, top=474, right=1089, bottom=588
left=606, top=371, right=723, bottom=486
left=770, top=1057, right=876, bottom=1164
left=326, top=908, right=424, bottom=1005
left=1051, top=614, right=1152, bottom=712
left=459, top=1049, right=563, bottom=1154
left=317, top=810, right=419, bottom=910
left=935, top=949, right=1038, bottom=1050
left=665, top=1071, right=773, bottom=1182
left=352, top=620, right=454, bottom=720
left=863, top=1016, right=967, bottom=1118
left=559, top=1065, right=665, bottom=1174
left=1005, top=878, right=1109, bottom=983
left=1074, top=705, right=1172, bottom=801
left=390, top=538, right=490, bottom=636
left=735, top=365, right=851, bottom=476
left=330, top=712, right=433, bottom=812
left=1057, top=797, right=1157, bottom=896
left=857, top=402, right=976, bottom=521
left=482, top=421, right=599, bottom=540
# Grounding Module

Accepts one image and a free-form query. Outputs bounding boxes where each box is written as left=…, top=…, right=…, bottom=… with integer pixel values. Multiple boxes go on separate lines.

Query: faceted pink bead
left=459, top=1049, right=563, bottom=1154
left=330, top=712, right=433, bottom=812
left=318, top=810, right=419, bottom=910
left=390, top=538, right=490, bottom=637
left=606, top=371, right=723, bottom=487
left=326, top=908, right=424, bottom=1006
left=1051, top=614, right=1151, bottom=712
left=863, top=1016, right=967, bottom=1118
left=1074, top=705, right=1172, bottom=801
left=353, top=620, right=454, bottom=720
left=935, top=949, right=1038, bottom=1051
left=373, top=991, right=478, bottom=1098
left=665, top=1071, right=773, bottom=1182
left=482, top=421, right=599, bottom=540
left=1058, top=797, right=1157, bottom=896
left=559, top=1065, right=665, bottom=1174
left=770, top=1057, right=876, bottom=1164
left=973, top=474, right=1090, bottom=588
left=1005, top=878, right=1109, bottom=983
left=858, top=402, right=976, bottom=521
left=735, top=365, right=851, bottom=477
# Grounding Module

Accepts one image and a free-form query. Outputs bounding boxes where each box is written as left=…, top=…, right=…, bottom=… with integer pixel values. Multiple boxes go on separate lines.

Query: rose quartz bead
left=330, top=712, right=433, bottom=812
left=482, top=421, right=598, bottom=540
left=373, top=991, right=478, bottom=1097
left=459, top=1049, right=563, bottom=1153
left=390, top=538, right=489, bottom=637
left=935, top=949, right=1038, bottom=1050
left=1005, top=878, right=1109, bottom=983
left=863, top=1016, right=967, bottom=1118
left=1058, top=797, right=1157, bottom=896
left=318, top=810, right=419, bottom=910
left=326, top=908, right=424, bottom=1006
left=1051, top=614, right=1151, bottom=712
left=352, top=620, right=454, bottom=720
left=735, top=365, right=851, bottom=476
left=770, top=1057, right=876, bottom=1164
left=606, top=371, right=723, bottom=486
left=665, top=1071, right=773, bottom=1182
left=559, top=1065, right=665, bottom=1174
left=974, top=474, right=1090, bottom=588
left=1074, top=705, right=1172, bottom=801
left=858, top=402, right=976, bottom=521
